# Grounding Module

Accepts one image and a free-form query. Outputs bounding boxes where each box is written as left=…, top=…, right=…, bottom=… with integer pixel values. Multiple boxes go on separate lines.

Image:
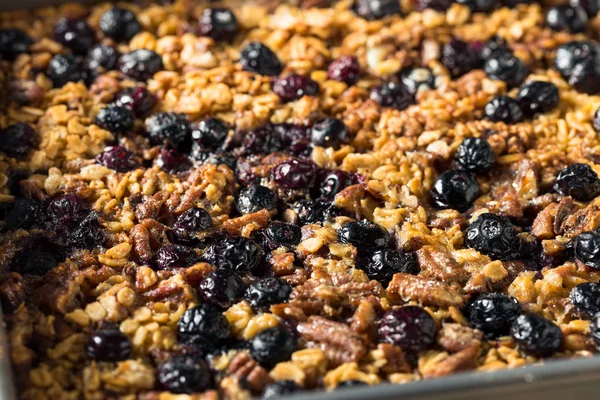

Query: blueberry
left=86, top=327, right=132, bottom=362
left=174, top=207, right=213, bottom=231
left=478, top=36, right=510, bottom=61
left=336, top=380, right=368, bottom=389
left=293, top=199, right=344, bottom=224
left=262, top=222, right=302, bottom=248
left=338, top=220, right=389, bottom=249
left=14, top=241, right=63, bottom=276
left=546, top=5, right=588, bottom=33
left=262, top=380, right=300, bottom=399
left=574, top=230, right=600, bottom=269
left=311, top=118, right=350, bottom=149
left=378, top=306, right=437, bottom=352
left=456, top=0, right=496, bottom=12
left=240, top=42, right=282, bottom=76
left=369, top=81, right=413, bottom=110
left=554, top=163, right=600, bottom=201
left=95, top=146, right=139, bottom=172
left=245, top=277, right=292, bottom=311
left=145, top=112, right=191, bottom=148
left=554, top=41, right=600, bottom=78
left=455, top=137, right=496, bottom=173
left=53, top=18, right=95, bottom=54
left=566, top=55, right=600, bottom=94
left=47, top=54, right=88, bottom=88
left=236, top=185, right=277, bottom=215
left=157, top=355, right=212, bottom=394
left=198, top=269, right=245, bottom=310
left=192, top=118, right=229, bottom=151
left=250, top=326, right=297, bottom=368
left=203, top=152, right=237, bottom=169
left=202, top=236, right=264, bottom=273
left=4, top=198, right=44, bottom=230
left=399, top=67, right=436, bottom=94
left=115, top=87, right=157, bottom=117
left=199, top=8, right=239, bottom=41
left=591, top=313, right=600, bottom=348
left=272, top=74, right=319, bottom=102
left=353, top=0, right=401, bottom=20
left=85, top=44, right=120, bottom=71
left=177, top=304, right=231, bottom=347
left=99, top=7, right=142, bottom=42
left=468, top=293, right=521, bottom=336
left=315, top=170, right=356, bottom=198
left=363, top=249, right=419, bottom=284
left=0, top=28, right=32, bottom=60
left=510, top=314, right=562, bottom=357
left=415, top=0, right=453, bottom=11
left=0, top=123, right=38, bottom=158
left=484, top=96, right=524, bottom=124
left=594, top=107, right=600, bottom=133
left=120, top=49, right=163, bottom=80
left=95, top=105, right=134, bottom=134
left=570, top=282, right=600, bottom=318
left=46, top=194, right=87, bottom=230
left=240, top=124, right=284, bottom=155
left=272, top=159, right=317, bottom=189
left=441, top=39, right=480, bottom=78
left=484, top=53, right=528, bottom=88
left=430, top=169, right=480, bottom=212
left=154, top=245, right=194, bottom=270
left=465, top=213, right=521, bottom=260
left=67, top=212, right=104, bottom=250
left=570, top=0, right=599, bottom=17
left=516, top=81, right=560, bottom=117
left=327, top=56, right=361, bottom=85
left=156, top=148, right=191, bottom=173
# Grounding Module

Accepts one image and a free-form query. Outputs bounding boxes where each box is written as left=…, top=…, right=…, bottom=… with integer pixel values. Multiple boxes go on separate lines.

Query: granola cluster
left=2, top=0, right=600, bottom=399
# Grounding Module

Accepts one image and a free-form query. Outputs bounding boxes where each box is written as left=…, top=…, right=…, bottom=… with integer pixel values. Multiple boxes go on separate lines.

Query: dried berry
left=47, top=54, right=88, bottom=88
left=311, top=118, right=350, bottom=148
left=554, top=163, right=600, bottom=201
left=574, top=230, right=600, bottom=269
left=192, top=118, right=229, bottom=151
left=430, top=169, right=480, bottom=212
left=202, top=236, right=265, bottom=273
left=198, top=269, right=245, bottom=310
left=240, top=42, right=282, bottom=76
left=484, top=53, right=528, bottom=88
left=177, top=304, right=231, bottom=348
left=465, top=213, right=521, bottom=260
left=327, top=56, right=361, bottom=84
left=156, top=148, right=191, bottom=173
left=154, top=245, right=194, bottom=270
left=369, top=81, right=413, bottom=110
left=261, top=222, right=302, bottom=248
left=173, top=207, right=213, bottom=232
left=272, top=74, right=319, bottom=102
left=236, top=185, right=278, bottom=215
left=95, top=105, right=134, bottom=134
left=245, top=277, right=292, bottom=311
left=96, top=146, right=139, bottom=172
left=293, top=199, right=344, bottom=224
left=4, top=198, right=44, bottom=230
left=53, top=17, right=96, bottom=54
left=378, top=306, right=437, bottom=352
left=338, top=220, right=389, bottom=249
left=353, top=0, right=401, bottom=20
left=363, top=249, right=419, bottom=284
left=271, top=159, right=317, bottom=189
left=145, top=112, right=191, bottom=148
left=315, top=169, right=356, bottom=198
left=441, top=39, right=480, bottom=78
left=250, top=326, right=297, bottom=368
left=455, top=137, right=496, bottom=173
left=157, top=355, right=212, bottom=394
left=86, top=327, right=132, bottom=362
left=468, top=293, right=521, bottom=336
left=115, top=87, right=156, bottom=117
left=516, top=81, right=560, bottom=117
left=484, top=96, right=524, bottom=124
left=570, top=282, right=600, bottom=318
left=510, top=314, right=562, bottom=357
left=0, top=123, right=38, bottom=158
left=120, top=49, right=163, bottom=80
left=99, top=7, right=142, bottom=42
left=546, top=5, right=588, bottom=33
left=199, top=8, right=239, bottom=41
left=85, top=44, right=119, bottom=71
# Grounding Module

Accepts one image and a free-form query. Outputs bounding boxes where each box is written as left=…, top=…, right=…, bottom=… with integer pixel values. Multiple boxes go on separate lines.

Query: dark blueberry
left=484, top=53, right=528, bottom=88
left=115, top=87, right=157, bottom=117
left=516, top=81, right=560, bottom=117
left=0, top=28, right=32, bottom=60
left=272, top=74, right=319, bottom=102
left=154, top=245, right=192, bottom=270
left=86, top=327, right=132, bottom=362
left=363, top=249, right=419, bottom=284
left=327, top=56, right=361, bottom=85
left=174, top=207, right=212, bottom=231
left=592, top=313, right=600, bottom=348
left=574, top=230, right=600, bottom=269
left=240, top=42, right=282, bottom=76
left=157, top=355, right=212, bottom=394
left=415, top=0, right=453, bottom=11
left=245, top=277, right=292, bottom=311
left=566, top=55, right=600, bottom=94
left=430, top=169, right=480, bottom=212
left=338, top=220, right=389, bottom=249
left=198, top=269, right=245, bottom=310
left=353, top=0, right=401, bottom=20
left=250, top=326, right=297, bottom=368
left=465, top=213, right=521, bottom=260
left=570, top=282, right=600, bottom=318
left=67, top=212, right=104, bottom=249
left=377, top=306, right=436, bottom=352
left=203, top=152, right=237, bottom=170
left=262, top=380, right=300, bottom=399
left=336, top=380, right=368, bottom=389
left=546, top=5, right=588, bottom=33
left=95, top=105, right=134, bottom=134
left=441, top=40, right=480, bottom=78
left=0, top=123, right=38, bottom=158
left=240, top=124, right=284, bottom=155
left=145, top=112, right=191, bottom=148
left=369, top=81, right=413, bottom=110
left=484, top=96, right=524, bottom=124
left=177, top=304, right=230, bottom=347
left=192, top=118, right=229, bottom=151
left=315, top=169, right=356, bottom=198
left=468, top=293, right=521, bottom=336
left=99, top=7, right=142, bottom=42
left=400, top=67, right=435, bottom=94
left=510, top=314, right=562, bottom=357
left=14, top=242, right=63, bottom=276
left=85, top=44, right=119, bottom=72
left=554, top=163, right=600, bottom=201
left=96, top=146, right=139, bottom=172
left=262, top=222, right=302, bottom=248
left=236, top=185, right=277, bottom=215
left=46, top=194, right=87, bottom=229
left=456, top=0, right=496, bottom=12
left=570, top=0, right=599, bottom=17
left=272, top=159, right=316, bottom=190
left=311, top=118, right=350, bottom=149
left=293, top=199, right=344, bottom=224
left=4, top=198, right=44, bottom=230
left=202, top=236, right=264, bottom=273
left=554, top=41, right=600, bottom=82
left=199, top=8, right=239, bottom=41
left=156, top=148, right=191, bottom=172
left=595, top=107, right=600, bottom=133
left=53, top=18, right=95, bottom=54
left=478, top=36, right=510, bottom=61
left=47, top=54, right=88, bottom=88
left=120, top=49, right=163, bottom=80
left=455, top=137, right=496, bottom=173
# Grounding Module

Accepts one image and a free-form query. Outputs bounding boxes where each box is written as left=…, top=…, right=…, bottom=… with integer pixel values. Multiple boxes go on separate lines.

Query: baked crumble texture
left=2, top=0, right=600, bottom=399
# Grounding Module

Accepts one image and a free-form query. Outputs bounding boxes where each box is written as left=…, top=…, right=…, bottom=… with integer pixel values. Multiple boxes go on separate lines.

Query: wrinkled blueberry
left=378, top=306, right=436, bottom=352
left=86, top=327, right=132, bottom=362
left=441, top=39, right=480, bottom=78
left=236, top=185, right=277, bottom=215
left=510, top=314, right=562, bottom=357
left=262, top=222, right=302, bottom=248
left=311, top=118, right=350, bottom=149
left=192, top=118, right=229, bottom=151
left=430, top=169, right=480, bottom=212
left=4, top=198, right=43, bottom=230
left=338, top=220, right=389, bottom=249
left=53, top=18, right=95, bottom=54
left=115, top=87, right=157, bottom=117
left=154, top=245, right=193, bottom=270
left=400, top=67, right=436, bottom=94
left=455, top=137, right=496, bottom=173
left=571, top=282, right=600, bottom=318
left=546, top=5, right=588, bottom=33
left=574, top=230, right=600, bottom=269
left=554, top=41, right=600, bottom=77
left=199, top=8, right=239, bottom=41
left=516, top=81, right=560, bottom=117
left=272, top=159, right=316, bottom=189
left=315, top=169, right=356, bottom=199
left=203, top=236, right=264, bottom=273
left=484, top=53, right=528, bottom=88
left=363, top=249, right=419, bottom=285
left=245, top=277, right=292, bottom=311
left=240, top=124, right=284, bottom=155
left=240, top=42, right=282, bottom=76
left=465, top=213, right=521, bottom=260
left=0, top=123, right=38, bottom=158
left=293, top=199, right=344, bottom=224
left=198, top=269, right=245, bottom=310
left=262, top=380, right=300, bottom=399
left=250, top=326, right=297, bottom=368
left=353, top=0, right=401, bottom=20
left=95, top=105, right=134, bottom=134
left=85, top=44, right=119, bottom=72
left=369, top=81, right=413, bottom=110
left=67, top=212, right=104, bottom=250
left=46, top=194, right=87, bottom=230
left=177, top=304, right=230, bottom=347
left=99, top=7, right=142, bottom=42
left=328, top=56, right=361, bottom=85
left=120, top=49, right=163, bottom=80
left=566, top=55, right=600, bottom=94
left=554, top=163, right=600, bottom=201
left=468, top=293, right=521, bottom=336
left=478, top=36, right=510, bottom=61
left=146, top=112, right=191, bottom=148
left=174, top=207, right=212, bottom=232
left=47, top=54, right=88, bottom=88
left=157, top=355, right=212, bottom=394
left=0, top=28, right=32, bottom=60
left=272, top=74, right=319, bottom=102
left=156, top=148, right=191, bottom=173
left=96, top=146, right=139, bottom=172
left=484, top=96, right=524, bottom=124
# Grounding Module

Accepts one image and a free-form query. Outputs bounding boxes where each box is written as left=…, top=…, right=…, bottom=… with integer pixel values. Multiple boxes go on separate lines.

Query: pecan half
left=437, top=323, right=483, bottom=353
left=387, top=273, right=465, bottom=307
left=417, top=245, right=468, bottom=283
left=227, top=352, right=273, bottom=393
left=420, top=345, right=480, bottom=379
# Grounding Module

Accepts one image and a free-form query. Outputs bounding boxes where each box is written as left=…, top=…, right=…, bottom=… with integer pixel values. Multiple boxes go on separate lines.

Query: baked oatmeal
left=1, top=0, right=600, bottom=398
